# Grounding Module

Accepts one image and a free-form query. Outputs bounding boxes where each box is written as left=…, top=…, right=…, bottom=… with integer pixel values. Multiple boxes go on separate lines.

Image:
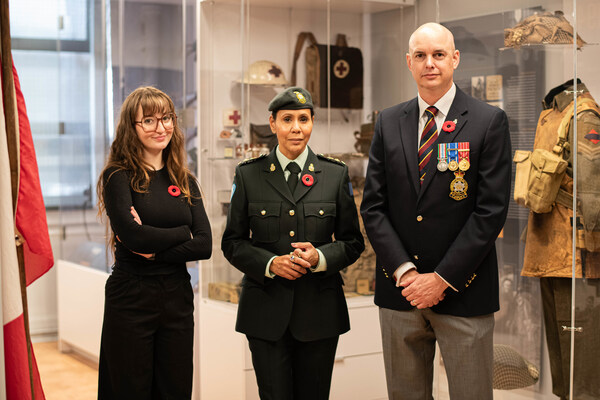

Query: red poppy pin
left=168, top=185, right=181, bottom=197
left=442, top=120, right=456, bottom=133
left=301, top=174, right=314, bottom=187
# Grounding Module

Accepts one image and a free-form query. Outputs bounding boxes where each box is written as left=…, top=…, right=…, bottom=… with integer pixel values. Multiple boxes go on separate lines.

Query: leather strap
left=291, top=32, right=318, bottom=86
left=335, top=34, right=348, bottom=47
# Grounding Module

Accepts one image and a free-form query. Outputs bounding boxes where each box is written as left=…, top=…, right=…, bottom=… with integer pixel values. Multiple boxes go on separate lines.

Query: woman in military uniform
left=221, top=87, right=364, bottom=400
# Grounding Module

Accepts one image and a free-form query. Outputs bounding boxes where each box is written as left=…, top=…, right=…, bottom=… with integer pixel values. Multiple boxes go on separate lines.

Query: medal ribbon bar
left=437, top=143, right=448, bottom=172
left=458, top=142, right=470, bottom=171
left=447, top=142, right=459, bottom=171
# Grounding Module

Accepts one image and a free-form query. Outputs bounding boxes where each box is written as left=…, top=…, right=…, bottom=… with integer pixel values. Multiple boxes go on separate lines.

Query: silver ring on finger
left=290, top=255, right=295, bottom=262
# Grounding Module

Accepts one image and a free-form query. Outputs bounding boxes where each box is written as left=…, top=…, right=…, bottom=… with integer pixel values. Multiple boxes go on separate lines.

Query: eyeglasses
left=134, top=113, right=176, bottom=132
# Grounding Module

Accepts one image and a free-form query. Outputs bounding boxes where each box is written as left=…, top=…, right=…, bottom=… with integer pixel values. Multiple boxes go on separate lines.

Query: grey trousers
left=379, top=307, right=494, bottom=400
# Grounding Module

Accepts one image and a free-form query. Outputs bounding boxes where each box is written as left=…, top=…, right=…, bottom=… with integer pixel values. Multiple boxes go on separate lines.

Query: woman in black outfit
left=97, top=86, right=211, bottom=399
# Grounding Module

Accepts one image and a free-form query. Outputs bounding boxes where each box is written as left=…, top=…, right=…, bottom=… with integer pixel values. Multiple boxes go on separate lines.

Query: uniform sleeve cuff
left=310, top=249, right=327, bottom=273
left=265, top=256, right=277, bottom=278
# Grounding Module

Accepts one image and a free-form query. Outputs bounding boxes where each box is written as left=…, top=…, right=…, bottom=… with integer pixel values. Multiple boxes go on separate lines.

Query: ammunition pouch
left=527, top=149, right=568, bottom=213
left=513, top=150, right=532, bottom=208
left=514, top=149, right=567, bottom=213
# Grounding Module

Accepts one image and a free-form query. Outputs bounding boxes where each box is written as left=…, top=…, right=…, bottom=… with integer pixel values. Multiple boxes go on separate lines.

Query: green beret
left=268, top=87, right=313, bottom=113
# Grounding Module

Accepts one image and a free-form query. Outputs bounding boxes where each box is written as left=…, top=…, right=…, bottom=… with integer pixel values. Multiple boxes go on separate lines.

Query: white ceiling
left=198, top=0, right=412, bottom=13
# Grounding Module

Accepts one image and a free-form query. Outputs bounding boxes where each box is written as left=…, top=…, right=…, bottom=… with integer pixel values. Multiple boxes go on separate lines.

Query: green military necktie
left=286, top=162, right=301, bottom=194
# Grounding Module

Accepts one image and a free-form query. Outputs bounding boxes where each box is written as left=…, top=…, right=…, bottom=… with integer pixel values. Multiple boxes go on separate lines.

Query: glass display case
left=196, top=0, right=600, bottom=399
left=14, top=0, right=599, bottom=399
left=197, top=0, right=411, bottom=302
left=196, top=1, right=414, bottom=398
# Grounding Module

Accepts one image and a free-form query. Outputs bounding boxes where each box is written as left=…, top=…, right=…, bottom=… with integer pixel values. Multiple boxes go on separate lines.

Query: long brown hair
left=97, top=86, right=196, bottom=246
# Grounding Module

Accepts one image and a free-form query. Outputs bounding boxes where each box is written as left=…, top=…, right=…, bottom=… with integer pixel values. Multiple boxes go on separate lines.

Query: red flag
left=1, top=59, right=50, bottom=399
left=13, top=62, right=53, bottom=285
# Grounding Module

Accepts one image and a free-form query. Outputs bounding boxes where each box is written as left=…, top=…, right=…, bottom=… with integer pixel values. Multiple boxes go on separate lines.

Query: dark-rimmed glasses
left=134, top=113, right=176, bottom=132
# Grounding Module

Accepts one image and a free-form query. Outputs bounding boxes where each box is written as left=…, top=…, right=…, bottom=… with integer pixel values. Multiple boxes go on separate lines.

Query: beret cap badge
left=294, top=91, right=307, bottom=104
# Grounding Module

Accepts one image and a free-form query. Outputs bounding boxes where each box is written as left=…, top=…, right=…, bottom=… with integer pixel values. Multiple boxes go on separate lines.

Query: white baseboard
left=29, top=314, right=57, bottom=337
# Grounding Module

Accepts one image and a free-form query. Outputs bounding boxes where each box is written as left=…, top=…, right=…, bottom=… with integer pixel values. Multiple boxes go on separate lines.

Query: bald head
left=409, top=23, right=456, bottom=54
left=406, top=22, right=460, bottom=104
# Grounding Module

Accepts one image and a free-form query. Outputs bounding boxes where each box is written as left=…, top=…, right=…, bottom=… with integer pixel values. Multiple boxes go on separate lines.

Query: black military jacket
left=221, top=146, right=364, bottom=341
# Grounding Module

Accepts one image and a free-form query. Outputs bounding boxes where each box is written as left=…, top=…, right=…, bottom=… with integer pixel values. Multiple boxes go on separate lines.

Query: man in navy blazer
left=361, top=23, right=511, bottom=399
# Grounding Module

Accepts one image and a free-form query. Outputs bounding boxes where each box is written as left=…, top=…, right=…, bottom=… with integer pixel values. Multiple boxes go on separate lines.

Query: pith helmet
left=240, top=60, right=289, bottom=86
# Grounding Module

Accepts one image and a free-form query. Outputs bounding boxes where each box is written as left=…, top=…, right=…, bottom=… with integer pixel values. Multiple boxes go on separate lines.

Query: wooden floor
left=33, top=341, right=98, bottom=400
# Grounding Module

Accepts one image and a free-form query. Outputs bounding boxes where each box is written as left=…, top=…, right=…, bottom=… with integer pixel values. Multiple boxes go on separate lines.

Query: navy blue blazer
left=361, top=86, right=512, bottom=317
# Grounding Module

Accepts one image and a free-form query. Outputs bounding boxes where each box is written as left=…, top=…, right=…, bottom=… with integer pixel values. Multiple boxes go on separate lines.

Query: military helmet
left=240, top=60, right=289, bottom=86
left=504, top=11, right=586, bottom=49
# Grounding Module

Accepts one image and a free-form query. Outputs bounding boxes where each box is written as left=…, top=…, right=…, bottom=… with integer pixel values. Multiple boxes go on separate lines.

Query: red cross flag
left=223, top=108, right=242, bottom=127
left=1, top=9, right=53, bottom=399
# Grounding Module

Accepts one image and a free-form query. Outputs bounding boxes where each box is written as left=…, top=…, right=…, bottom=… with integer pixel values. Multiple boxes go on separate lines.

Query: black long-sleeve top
left=103, top=167, right=212, bottom=275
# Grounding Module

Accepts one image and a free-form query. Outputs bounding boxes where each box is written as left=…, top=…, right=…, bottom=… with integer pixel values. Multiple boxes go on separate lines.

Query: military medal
left=458, top=142, right=470, bottom=171
left=449, top=171, right=468, bottom=201
left=270, top=163, right=276, bottom=172
left=447, top=143, right=459, bottom=171
left=437, top=143, right=448, bottom=172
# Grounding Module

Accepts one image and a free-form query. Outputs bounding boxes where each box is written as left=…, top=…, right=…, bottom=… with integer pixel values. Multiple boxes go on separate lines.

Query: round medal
left=448, top=160, right=459, bottom=171
left=437, top=160, right=449, bottom=172
left=449, top=176, right=468, bottom=201
left=458, top=159, right=470, bottom=171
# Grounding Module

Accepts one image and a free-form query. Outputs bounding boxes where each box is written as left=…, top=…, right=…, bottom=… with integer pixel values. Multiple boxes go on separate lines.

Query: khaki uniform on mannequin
left=521, top=80, right=600, bottom=399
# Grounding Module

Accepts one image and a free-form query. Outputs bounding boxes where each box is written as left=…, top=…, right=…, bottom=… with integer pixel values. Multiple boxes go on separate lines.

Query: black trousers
left=247, top=330, right=339, bottom=400
left=98, top=268, right=194, bottom=400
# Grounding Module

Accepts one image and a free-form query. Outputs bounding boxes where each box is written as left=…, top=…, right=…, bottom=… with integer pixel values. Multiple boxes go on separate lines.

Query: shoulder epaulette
left=238, top=154, right=267, bottom=166
left=317, top=154, right=345, bottom=166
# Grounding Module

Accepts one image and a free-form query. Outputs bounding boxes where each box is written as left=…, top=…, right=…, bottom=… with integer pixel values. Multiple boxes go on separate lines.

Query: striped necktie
left=418, top=106, right=439, bottom=184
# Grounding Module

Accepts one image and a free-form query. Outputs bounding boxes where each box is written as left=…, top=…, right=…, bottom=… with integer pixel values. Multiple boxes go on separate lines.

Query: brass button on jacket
left=416, top=215, right=423, bottom=222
